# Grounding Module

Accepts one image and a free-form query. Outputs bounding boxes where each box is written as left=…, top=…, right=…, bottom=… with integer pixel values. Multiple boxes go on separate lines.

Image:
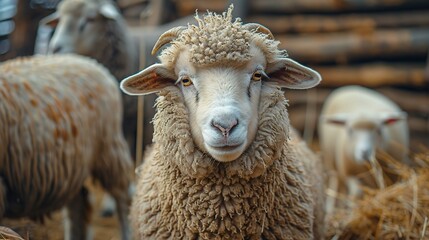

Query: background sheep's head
left=323, top=112, right=407, bottom=163
left=42, top=0, right=121, bottom=55
left=121, top=6, right=321, bottom=162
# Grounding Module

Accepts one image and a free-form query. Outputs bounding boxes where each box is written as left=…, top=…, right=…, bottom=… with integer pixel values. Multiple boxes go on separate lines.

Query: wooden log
left=426, top=53, right=429, bottom=82
left=278, top=28, right=429, bottom=64
left=249, top=11, right=429, bottom=34
left=314, top=64, right=427, bottom=87
left=250, top=0, right=429, bottom=13
left=379, top=88, right=429, bottom=115
left=175, top=0, right=227, bottom=16
left=408, top=116, right=429, bottom=134
left=285, top=89, right=325, bottom=107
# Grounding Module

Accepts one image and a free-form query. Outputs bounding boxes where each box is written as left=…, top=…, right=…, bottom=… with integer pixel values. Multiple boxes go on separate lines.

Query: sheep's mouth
left=205, top=142, right=246, bottom=162
left=211, top=144, right=242, bottom=152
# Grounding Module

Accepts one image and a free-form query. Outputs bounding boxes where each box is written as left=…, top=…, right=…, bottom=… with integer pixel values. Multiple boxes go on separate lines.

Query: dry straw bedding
left=327, top=151, right=429, bottom=240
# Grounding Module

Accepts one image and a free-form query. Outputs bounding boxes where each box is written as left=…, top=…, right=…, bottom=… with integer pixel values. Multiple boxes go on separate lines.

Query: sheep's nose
left=211, top=118, right=238, bottom=138
left=362, top=149, right=372, bottom=160
left=52, top=45, right=62, bottom=53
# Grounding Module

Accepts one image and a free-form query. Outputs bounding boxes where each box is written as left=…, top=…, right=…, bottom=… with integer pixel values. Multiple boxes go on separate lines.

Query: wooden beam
left=249, top=11, right=429, bottom=34
left=277, top=28, right=429, bottom=64
left=250, top=0, right=429, bottom=13
left=314, top=64, right=427, bottom=87
left=175, top=0, right=227, bottom=16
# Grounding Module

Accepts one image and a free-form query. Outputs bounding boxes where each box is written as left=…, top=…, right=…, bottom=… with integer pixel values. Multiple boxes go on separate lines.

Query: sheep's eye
left=252, top=71, right=263, bottom=81
left=181, top=77, right=193, bottom=87
left=79, top=18, right=95, bottom=32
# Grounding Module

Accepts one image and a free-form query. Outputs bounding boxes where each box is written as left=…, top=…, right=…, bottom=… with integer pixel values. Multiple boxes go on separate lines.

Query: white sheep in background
left=0, top=54, right=132, bottom=240
left=121, top=6, right=325, bottom=239
left=318, top=85, right=409, bottom=210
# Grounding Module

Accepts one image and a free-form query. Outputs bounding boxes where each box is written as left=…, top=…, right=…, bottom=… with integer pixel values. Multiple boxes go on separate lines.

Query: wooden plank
left=277, top=28, right=429, bottom=64
left=249, top=11, right=429, bottom=34
left=379, top=88, right=429, bottom=115
left=175, top=0, right=227, bottom=16
left=314, top=64, right=427, bottom=87
left=250, top=0, right=429, bottom=13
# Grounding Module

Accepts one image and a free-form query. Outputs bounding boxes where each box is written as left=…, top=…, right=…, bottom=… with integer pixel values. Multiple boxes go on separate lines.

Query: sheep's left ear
left=39, top=12, right=60, bottom=28
left=99, top=3, right=120, bottom=19
left=120, top=64, right=176, bottom=95
left=267, top=58, right=321, bottom=89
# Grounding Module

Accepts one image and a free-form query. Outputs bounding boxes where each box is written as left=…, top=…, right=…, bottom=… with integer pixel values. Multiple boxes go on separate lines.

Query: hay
left=326, top=150, right=429, bottom=240
left=0, top=226, right=25, bottom=240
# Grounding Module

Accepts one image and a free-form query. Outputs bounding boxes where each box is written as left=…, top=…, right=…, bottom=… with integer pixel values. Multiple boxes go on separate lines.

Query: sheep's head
left=42, top=0, right=121, bottom=55
left=121, top=6, right=321, bottom=162
left=323, top=112, right=407, bottom=163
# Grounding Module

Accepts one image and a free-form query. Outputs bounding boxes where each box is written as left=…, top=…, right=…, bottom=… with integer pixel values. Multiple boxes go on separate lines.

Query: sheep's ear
left=39, top=12, right=60, bottom=28
left=322, top=114, right=348, bottom=126
left=267, top=58, right=321, bottom=89
left=99, top=3, right=120, bottom=19
left=120, top=64, right=176, bottom=95
left=381, top=112, right=407, bottom=125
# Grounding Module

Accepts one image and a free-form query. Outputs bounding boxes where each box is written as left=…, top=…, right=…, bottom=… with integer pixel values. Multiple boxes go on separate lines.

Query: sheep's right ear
left=266, top=58, right=321, bottom=89
left=39, top=12, right=60, bottom=28
left=120, top=64, right=176, bottom=95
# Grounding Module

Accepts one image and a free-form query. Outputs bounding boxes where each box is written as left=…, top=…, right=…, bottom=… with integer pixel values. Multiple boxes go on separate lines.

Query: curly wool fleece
left=159, top=5, right=287, bottom=68
left=131, top=86, right=317, bottom=239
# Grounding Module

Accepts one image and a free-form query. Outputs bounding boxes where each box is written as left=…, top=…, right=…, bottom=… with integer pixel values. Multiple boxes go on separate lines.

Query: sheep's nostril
left=229, top=119, right=238, bottom=132
left=212, top=118, right=239, bottom=137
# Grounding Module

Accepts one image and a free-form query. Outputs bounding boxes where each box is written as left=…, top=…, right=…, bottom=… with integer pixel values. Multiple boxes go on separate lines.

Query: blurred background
left=0, top=0, right=428, bottom=239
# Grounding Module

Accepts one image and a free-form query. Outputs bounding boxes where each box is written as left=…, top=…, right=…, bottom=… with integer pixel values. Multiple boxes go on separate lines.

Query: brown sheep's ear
left=266, top=58, right=321, bottom=89
left=39, top=12, right=60, bottom=28
left=120, top=64, right=176, bottom=95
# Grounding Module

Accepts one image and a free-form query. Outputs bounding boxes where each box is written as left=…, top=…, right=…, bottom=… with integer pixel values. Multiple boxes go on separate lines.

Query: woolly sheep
left=41, top=0, right=142, bottom=158
left=318, top=85, right=409, bottom=202
left=0, top=54, right=132, bottom=240
left=121, top=6, right=325, bottom=239
left=41, top=0, right=141, bottom=216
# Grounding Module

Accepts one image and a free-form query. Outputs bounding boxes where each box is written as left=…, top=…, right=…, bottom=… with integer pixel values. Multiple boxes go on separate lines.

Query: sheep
left=41, top=0, right=143, bottom=159
left=0, top=54, right=132, bottom=240
left=318, top=85, right=409, bottom=208
left=120, top=6, right=325, bottom=239
left=40, top=0, right=143, bottom=217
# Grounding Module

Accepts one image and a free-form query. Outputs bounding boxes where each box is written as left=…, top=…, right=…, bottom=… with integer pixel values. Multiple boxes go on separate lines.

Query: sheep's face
left=43, top=0, right=120, bottom=55
left=324, top=112, right=406, bottom=163
left=170, top=46, right=267, bottom=161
